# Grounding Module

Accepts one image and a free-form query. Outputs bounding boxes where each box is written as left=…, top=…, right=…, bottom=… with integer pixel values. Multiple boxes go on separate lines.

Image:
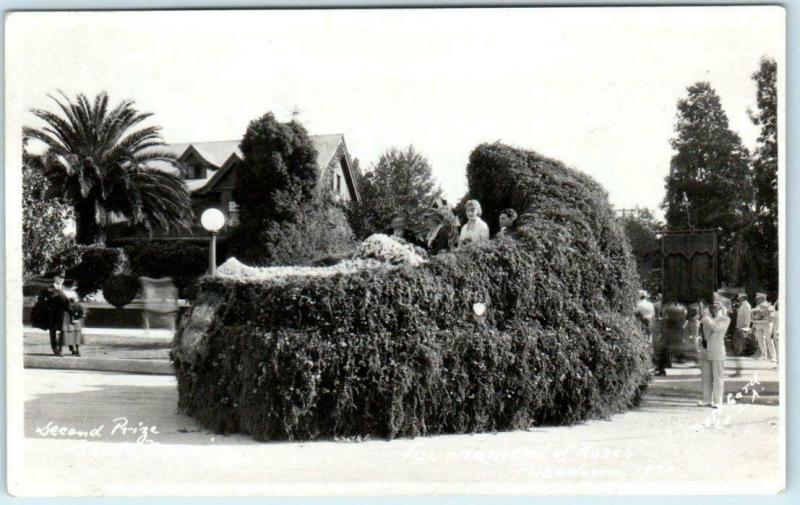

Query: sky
left=6, top=7, right=784, bottom=218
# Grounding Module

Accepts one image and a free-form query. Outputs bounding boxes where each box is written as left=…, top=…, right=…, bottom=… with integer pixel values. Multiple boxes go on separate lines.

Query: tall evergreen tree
left=662, top=82, right=753, bottom=286
left=346, top=146, right=442, bottom=238
left=749, top=57, right=778, bottom=293
left=229, top=112, right=320, bottom=261
left=233, top=112, right=319, bottom=224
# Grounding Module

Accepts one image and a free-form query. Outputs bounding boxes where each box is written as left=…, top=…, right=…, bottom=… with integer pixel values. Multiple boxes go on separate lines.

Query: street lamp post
left=201, top=208, right=226, bottom=275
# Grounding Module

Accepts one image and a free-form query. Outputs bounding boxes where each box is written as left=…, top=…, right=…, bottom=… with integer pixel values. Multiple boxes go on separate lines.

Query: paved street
left=12, top=357, right=782, bottom=496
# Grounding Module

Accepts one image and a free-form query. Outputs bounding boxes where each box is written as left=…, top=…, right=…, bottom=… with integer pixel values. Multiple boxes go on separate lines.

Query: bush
left=124, top=240, right=208, bottom=290
left=102, top=274, right=141, bottom=308
left=67, top=245, right=129, bottom=299
left=172, top=142, right=651, bottom=441
left=229, top=189, right=355, bottom=266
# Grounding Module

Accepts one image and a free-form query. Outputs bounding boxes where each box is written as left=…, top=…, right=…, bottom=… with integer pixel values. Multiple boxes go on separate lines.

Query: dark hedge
left=67, top=245, right=129, bottom=299
left=172, top=142, right=651, bottom=441
left=123, top=240, right=208, bottom=290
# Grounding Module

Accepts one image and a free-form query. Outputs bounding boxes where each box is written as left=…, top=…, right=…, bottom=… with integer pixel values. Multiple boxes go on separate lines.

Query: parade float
left=171, top=142, right=652, bottom=441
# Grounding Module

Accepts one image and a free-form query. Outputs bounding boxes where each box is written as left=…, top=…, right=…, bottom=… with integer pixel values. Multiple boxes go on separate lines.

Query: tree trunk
left=74, top=199, right=105, bottom=245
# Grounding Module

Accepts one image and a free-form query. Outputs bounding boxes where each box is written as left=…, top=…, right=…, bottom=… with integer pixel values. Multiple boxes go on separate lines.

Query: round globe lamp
left=201, top=208, right=226, bottom=275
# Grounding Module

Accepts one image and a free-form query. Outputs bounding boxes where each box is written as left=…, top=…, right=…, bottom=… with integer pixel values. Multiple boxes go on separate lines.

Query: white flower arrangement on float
left=355, top=233, right=427, bottom=266
left=215, top=234, right=427, bottom=282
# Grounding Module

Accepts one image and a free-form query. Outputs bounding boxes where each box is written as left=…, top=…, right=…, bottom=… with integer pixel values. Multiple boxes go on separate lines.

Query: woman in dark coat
left=421, top=209, right=452, bottom=255
left=40, top=270, right=83, bottom=356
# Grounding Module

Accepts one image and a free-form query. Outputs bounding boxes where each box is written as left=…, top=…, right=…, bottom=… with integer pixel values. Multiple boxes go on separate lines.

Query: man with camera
left=697, top=295, right=731, bottom=408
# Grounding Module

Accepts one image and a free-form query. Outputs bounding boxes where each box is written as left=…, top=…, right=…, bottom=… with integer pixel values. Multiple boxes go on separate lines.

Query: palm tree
left=23, top=91, right=192, bottom=244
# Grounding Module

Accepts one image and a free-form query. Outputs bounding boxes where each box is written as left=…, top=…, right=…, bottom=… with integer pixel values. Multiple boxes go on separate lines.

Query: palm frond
left=24, top=91, right=188, bottom=243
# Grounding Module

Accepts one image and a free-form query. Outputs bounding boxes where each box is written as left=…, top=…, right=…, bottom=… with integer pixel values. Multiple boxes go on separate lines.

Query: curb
left=646, top=376, right=780, bottom=398
left=23, top=326, right=174, bottom=340
left=24, top=355, right=174, bottom=375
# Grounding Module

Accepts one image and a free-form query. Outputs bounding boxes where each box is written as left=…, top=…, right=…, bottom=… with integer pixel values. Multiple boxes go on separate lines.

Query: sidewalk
left=646, top=358, right=780, bottom=402
left=23, top=330, right=173, bottom=375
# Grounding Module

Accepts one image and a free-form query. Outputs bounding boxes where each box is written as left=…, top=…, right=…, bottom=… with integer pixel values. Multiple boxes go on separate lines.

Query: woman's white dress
left=459, top=218, right=490, bottom=245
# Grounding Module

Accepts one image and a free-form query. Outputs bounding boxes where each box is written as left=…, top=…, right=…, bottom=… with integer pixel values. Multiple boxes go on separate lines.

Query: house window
left=228, top=200, right=240, bottom=226
left=184, top=164, right=206, bottom=180
left=336, top=174, right=342, bottom=193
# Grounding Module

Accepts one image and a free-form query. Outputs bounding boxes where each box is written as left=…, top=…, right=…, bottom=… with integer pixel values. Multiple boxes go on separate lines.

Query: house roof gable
left=160, top=134, right=358, bottom=201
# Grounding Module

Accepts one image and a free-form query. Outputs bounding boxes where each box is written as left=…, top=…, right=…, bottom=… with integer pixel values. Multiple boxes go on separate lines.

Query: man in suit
left=698, top=296, right=731, bottom=408
left=752, top=292, right=776, bottom=363
left=730, top=293, right=752, bottom=377
left=40, top=269, right=70, bottom=356
left=422, top=209, right=451, bottom=255
left=735, top=293, right=752, bottom=331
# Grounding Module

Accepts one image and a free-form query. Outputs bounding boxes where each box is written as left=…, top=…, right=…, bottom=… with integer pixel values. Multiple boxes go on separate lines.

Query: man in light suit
left=697, top=296, right=731, bottom=408
left=752, top=292, right=776, bottom=363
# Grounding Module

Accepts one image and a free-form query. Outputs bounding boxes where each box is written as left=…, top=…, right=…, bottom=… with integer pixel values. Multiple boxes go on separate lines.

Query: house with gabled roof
left=108, top=133, right=360, bottom=244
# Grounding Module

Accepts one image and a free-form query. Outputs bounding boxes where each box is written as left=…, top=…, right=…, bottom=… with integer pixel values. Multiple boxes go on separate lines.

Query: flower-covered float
left=213, top=233, right=427, bottom=283
left=172, top=142, right=652, bottom=441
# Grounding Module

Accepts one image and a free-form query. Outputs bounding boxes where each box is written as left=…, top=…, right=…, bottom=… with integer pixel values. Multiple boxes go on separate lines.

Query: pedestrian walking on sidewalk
left=656, top=299, right=687, bottom=376
left=62, top=296, right=85, bottom=357
left=697, top=296, right=731, bottom=408
left=772, top=301, right=780, bottom=365
left=687, top=302, right=701, bottom=352
left=730, top=293, right=752, bottom=377
left=635, top=290, right=655, bottom=337
left=38, top=270, right=70, bottom=356
left=752, top=293, right=776, bottom=363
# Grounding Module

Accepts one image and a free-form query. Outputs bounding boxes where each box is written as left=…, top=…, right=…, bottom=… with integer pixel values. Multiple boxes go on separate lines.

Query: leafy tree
left=346, top=146, right=442, bottom=238
left=661, top=82, right=753, bottom=286
left=23, top=91, right=193, bottom=244
left=620, top=208, right=663, bottom=293
left=229, top=113, right=320, bottom=261
left=22, top=139, right=81, bottom=280
left=749, top=57, right=778, bottom=293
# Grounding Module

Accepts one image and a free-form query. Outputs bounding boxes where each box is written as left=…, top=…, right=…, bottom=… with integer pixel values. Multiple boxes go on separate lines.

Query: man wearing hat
left=421, top=208, right=452, bottom=255
left=698, top=295, right=731, bottom=408
left=752, top=292, right=776, bottom=362
left=735, top=293, right=752, bottom=331
left=39, top=269, right=71, bottom=356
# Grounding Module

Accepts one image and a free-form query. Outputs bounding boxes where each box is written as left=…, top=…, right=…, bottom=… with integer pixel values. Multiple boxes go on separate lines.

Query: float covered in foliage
left=172, top=142, right=651, bottom=441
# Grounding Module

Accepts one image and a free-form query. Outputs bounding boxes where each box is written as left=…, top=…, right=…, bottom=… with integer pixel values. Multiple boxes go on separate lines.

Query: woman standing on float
left=458, top=200, right=490, bottom=246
